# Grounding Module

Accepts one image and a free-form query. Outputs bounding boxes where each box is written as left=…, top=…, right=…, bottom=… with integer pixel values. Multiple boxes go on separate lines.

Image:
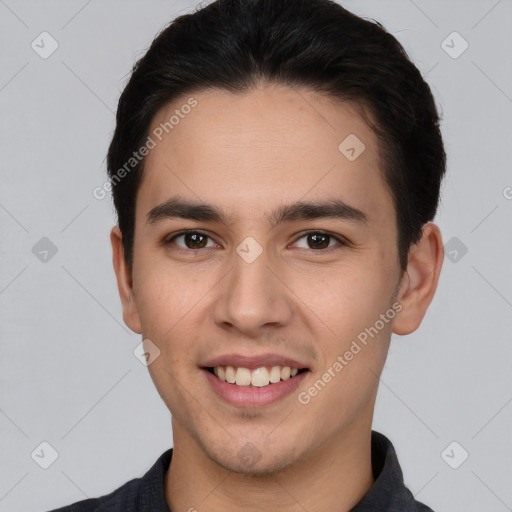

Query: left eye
left=292, top=232, right=344, bottom=250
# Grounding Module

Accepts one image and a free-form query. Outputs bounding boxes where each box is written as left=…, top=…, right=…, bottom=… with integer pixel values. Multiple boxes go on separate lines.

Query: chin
left=202, top=435, right=303, bottom=477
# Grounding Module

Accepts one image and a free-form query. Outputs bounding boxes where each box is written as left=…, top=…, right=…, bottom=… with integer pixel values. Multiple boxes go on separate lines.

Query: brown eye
left=307, top=233, right=330, bottom=249
left=292, top=231, right=345, bottom=250
left=183, top=232, right=208, bottom=249
left=166, top=231, right=215, bottom=250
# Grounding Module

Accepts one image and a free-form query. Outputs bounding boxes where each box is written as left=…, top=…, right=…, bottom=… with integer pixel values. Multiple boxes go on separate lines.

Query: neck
left=165, top=419, right=374, bottom=512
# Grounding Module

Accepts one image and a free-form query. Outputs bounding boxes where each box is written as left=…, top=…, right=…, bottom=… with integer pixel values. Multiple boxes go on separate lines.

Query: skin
left=111, top=83, right=444, bottom=511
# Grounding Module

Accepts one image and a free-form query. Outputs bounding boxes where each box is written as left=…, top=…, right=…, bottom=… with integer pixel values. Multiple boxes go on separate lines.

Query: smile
left=208, top=365, right=307, bottom=388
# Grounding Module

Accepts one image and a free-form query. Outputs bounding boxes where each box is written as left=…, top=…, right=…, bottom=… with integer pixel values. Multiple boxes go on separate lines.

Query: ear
left=393, top=222, right=444, bottom=336
left=110, top=226, right=142, bottom=334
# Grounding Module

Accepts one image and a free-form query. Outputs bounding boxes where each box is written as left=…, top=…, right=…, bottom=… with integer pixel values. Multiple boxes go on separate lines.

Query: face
left=115, top=84, right=410, bottom=475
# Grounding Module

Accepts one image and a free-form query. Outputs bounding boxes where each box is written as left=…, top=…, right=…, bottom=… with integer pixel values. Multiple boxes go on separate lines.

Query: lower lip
left=202, top=368, right=308, bottom=407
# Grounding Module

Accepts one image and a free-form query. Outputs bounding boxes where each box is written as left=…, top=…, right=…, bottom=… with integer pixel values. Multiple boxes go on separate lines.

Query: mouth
left=200, top=353, right=311, bottom=407
left=202, top=365, right=310, bottom=407
left=204, top=365, right=309, bottom=388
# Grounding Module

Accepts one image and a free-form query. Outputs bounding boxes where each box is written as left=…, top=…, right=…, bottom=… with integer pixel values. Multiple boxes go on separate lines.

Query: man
left=51, top=0, right=445, bottom=510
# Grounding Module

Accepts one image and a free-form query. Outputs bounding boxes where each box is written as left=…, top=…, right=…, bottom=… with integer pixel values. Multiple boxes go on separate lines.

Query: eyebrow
left=146, top=196, right=369, bottom=228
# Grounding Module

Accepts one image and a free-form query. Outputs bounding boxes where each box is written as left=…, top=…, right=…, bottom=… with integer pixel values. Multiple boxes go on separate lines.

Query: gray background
left=1, top=0, right=511, bottom=510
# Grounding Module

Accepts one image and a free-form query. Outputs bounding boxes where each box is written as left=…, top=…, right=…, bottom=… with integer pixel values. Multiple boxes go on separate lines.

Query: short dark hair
left=107, top=0, right=446, bottom=272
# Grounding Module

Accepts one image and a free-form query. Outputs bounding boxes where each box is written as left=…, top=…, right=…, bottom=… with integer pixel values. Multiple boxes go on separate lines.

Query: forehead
left=138, top=84, right=394, bottom=229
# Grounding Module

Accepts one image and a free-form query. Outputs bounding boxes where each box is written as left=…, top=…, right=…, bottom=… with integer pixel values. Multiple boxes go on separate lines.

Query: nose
left=212, top=244, right=294, bottom=338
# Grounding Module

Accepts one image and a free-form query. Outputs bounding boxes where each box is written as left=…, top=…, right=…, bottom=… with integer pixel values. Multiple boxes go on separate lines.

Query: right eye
left=164, top=230, right=219, bottom=251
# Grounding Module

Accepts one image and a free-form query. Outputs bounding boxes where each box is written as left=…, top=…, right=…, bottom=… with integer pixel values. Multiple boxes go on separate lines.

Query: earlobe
left=110, top=226, right=142, bottom=334
left=392, top=222, right=444, bottom=336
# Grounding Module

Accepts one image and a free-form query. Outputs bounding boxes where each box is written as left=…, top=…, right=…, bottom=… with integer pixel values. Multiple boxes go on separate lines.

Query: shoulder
left=360, top=431, right=437, bottom=512
left=46, top=448, right=173, bottom=512
left=46, top=476, right=141, bottom=512
left=416, top=502, right=436, bottom=512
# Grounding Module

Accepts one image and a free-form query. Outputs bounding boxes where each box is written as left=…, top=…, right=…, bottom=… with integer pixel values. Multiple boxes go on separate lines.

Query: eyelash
left=163, top=229, right=349, bottom=253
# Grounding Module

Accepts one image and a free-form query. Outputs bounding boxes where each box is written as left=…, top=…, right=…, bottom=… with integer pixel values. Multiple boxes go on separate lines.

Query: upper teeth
left=213, top=366, right=299, bottom=387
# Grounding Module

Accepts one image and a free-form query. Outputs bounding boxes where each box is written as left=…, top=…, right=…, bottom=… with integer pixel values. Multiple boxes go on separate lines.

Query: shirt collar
left=142, top=430, right=432, bottom=511
left=350, top=430, right=433, bottom=511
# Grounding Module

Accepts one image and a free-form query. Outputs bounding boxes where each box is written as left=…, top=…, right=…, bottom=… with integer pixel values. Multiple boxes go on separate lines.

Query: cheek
left=132, top=260, right=217, bottom=389
left=133, top=257, right=206, bottom=334
left=290, top=261, right=392, bottom=337
left=134, top=266, right=206, bottom=413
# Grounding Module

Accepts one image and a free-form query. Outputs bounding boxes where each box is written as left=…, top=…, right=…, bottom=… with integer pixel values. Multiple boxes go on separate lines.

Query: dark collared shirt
left=48, top=430, right=435, bottom=511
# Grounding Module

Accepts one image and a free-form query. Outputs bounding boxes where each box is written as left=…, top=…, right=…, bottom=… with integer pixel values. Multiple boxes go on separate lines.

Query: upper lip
left=201, top=353, right=309, bottom=370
